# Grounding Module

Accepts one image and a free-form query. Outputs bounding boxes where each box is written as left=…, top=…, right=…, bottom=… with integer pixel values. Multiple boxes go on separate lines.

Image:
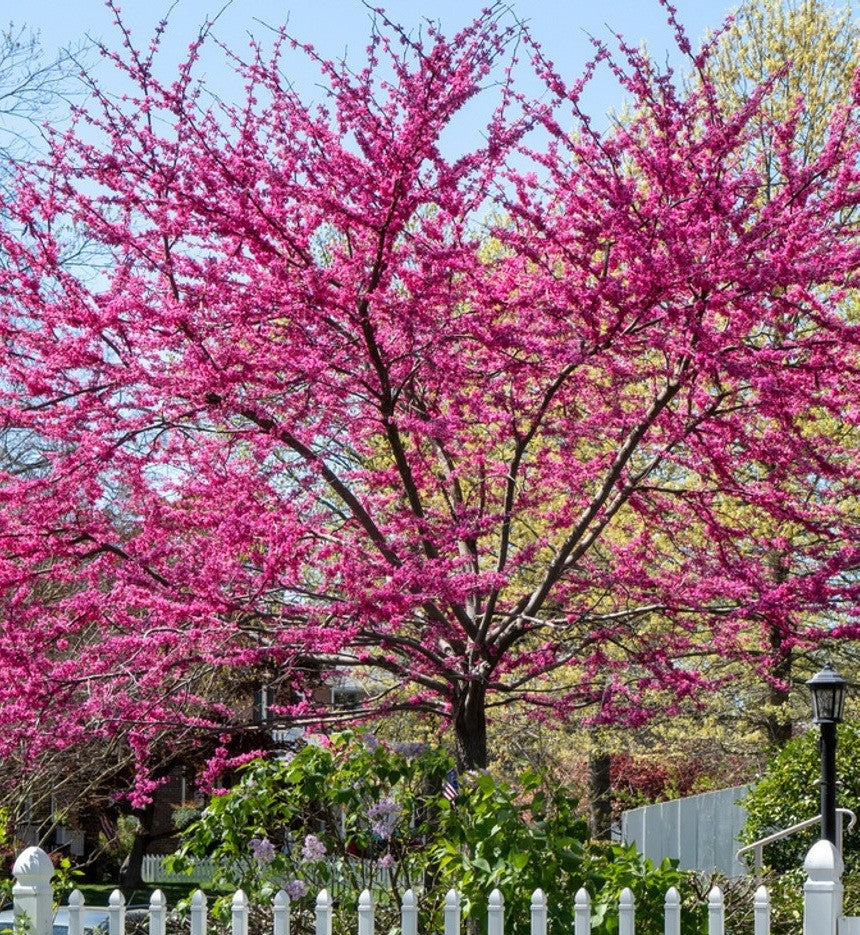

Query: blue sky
left=14, top=0, right=860, bottom=141
left=12, top=2, right=767, bottom=118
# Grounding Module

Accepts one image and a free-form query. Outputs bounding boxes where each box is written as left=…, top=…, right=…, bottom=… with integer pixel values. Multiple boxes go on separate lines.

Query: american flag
left=442, top=768, right=459, bottom=802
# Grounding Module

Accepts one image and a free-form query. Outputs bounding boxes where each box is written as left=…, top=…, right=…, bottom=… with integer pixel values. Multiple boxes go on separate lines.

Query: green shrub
left=169, top=731, right=699, bottom=935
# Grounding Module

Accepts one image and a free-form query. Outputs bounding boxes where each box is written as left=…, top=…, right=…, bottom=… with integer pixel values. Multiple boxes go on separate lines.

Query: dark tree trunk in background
left=766, top=631, right=793, bottom=748
left=764, top=552, right=793, bottom=748
left=120, top=803, right=156, bottom=891
left=588, top=751, right=613, bottom=840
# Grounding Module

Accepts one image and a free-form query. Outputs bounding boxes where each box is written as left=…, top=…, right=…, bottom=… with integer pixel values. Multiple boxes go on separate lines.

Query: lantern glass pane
left=813, top=687, right=836, bottom=721
left=834, top=687, right=846, bottom=722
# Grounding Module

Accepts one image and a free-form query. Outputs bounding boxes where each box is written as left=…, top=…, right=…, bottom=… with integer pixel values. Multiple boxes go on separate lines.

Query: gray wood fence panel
left=621, top=785, right=749, bottom=876
left=678, top=798, right=699, bottom=870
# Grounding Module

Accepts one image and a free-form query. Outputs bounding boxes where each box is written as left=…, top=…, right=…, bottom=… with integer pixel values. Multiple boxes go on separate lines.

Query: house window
left=331, top=687, right=364, bottom=709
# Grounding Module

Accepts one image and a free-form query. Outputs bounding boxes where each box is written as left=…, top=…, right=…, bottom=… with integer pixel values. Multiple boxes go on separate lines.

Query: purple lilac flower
left=377, top=853, right=395, bottom=870
left=249, top=837, right=276, bottom=866
left=363, top=732, right=380, bottom=752
left=367, top=796, right=400, bottom=840
left=285, top=879, right=308, bottom=899
left=391, top=742, right=429, bottom=758
left=301, top=833, right=327, bottom=862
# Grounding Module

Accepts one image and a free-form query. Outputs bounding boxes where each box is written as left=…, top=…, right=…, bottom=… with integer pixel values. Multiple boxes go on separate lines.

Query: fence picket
left=488, top=889, right=504, bottom=935
left=530, top=889, right=547, bottom=935
left=358, top=890, right=374, bottom=935
left=664, top=886, right=681, bottom=935
left=444, top=888, right=460, bottom=935
left=67, top=889, right=85, bottom=935
left=149, top=890, right=166, bottom=935
left=574, top=887, right=590, bottom=935
left=754, top=885, right=770, bottom=935
left=190, top=890, right=207, bottom=935
left=708, top=886, right=725, bottom=935
left=108, top=889, right=125, bottom=935
left=231, top=889, right=248, bottom=935
left=619, top=888, right=635, bottom=935
left=274, top=890, right=290, bottom=935
left=401, top=889, right=418, bottom=935
left=316, top=889, right=333, bottom=935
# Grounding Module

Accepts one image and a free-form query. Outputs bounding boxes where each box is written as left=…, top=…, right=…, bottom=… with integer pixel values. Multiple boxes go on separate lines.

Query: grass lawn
left=58, top=882, right=201, bottom=909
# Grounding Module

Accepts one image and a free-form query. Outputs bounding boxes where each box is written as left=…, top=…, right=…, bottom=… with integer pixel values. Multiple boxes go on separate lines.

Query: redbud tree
left=0, top=3, right=857, bottom=784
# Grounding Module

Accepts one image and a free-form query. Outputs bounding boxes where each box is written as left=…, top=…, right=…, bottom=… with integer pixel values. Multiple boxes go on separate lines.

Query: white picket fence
left=141, top=855, right=216, bottom=884
left=8, top=839, right=853, bottom=935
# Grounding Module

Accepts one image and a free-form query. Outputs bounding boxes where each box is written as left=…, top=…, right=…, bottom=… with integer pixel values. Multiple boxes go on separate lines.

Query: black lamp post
left=806, top=662, right=848, bottom=846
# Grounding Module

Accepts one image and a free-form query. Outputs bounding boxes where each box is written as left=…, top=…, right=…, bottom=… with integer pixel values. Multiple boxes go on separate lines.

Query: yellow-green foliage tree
left=710, top=0, right=858, bottom=185
left=699, top=0, right=860, bottom=745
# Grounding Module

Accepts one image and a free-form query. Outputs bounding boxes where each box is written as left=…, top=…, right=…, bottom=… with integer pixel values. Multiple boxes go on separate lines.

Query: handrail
left=736, top=808, right=857, bottom=879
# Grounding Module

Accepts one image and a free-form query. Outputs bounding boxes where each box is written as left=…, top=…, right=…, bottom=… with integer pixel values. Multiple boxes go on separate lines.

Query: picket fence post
left=190, top=889, right=207, bottom=935
left=12, top=847, right=54, bottom=935
left=619, top=888, right=635, bottom=935
left=273, top=889, right=290, bottom=935
left=401, top=889, right=418, bottom=935
left=753, top=884, right=770, bottom=935
left=803, top=839, right=843, bottom=935
left=108, top=888, right=125, bottom=935
left=488, top=889, right=504, bottom=935
left=707, top=886, right=725, bottom=935
left=358, top=889, right=374, bottom=935
left=149, top=889, right=167, bottom=935
left=444, top=888, right=460, bottom=935
left=231, top=889, right=248, bottom=935
left=530, top=888, right=547, bottom=935
left=664, top=886, right=680, bottom=935
left=67, top=888, right=85, bottom=935
left=574, top=887, right=590, bottom=935
left=316, top=889, right=333, bottom=935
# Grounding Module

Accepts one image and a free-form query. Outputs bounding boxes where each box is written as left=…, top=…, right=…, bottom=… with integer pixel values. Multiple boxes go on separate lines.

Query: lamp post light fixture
left=806, top=662, right=848, bottom=847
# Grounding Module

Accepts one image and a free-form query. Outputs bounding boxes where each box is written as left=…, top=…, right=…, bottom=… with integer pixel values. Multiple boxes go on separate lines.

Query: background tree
left=0, top=4, right=857, bottom=789
left=701, top=0, right=860, bottom=747
left=709, top=0, right=858, bottom=189
left=0, top=24, right=86, bottom=188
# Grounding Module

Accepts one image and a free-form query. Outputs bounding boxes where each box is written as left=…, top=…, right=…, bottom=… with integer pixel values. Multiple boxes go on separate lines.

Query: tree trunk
left=120, top=829, right=150, bottom=890
left=453, top=680, right=488, bottom=770
left=119, top=803, right=155, bottom=890
left=762, top=551, right=793, bottom=748
left=588, top=751, right=613, bottom=840
left=765, top=629, right=793, bottom=748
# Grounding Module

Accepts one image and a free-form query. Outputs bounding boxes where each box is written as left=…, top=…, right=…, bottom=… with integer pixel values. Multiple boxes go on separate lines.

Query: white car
left=0, top=905, right=148, bottom=935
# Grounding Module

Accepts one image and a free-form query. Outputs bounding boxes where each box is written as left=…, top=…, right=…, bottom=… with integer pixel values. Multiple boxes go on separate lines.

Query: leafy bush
left=432, top=766, right=693, bottom=935
left=168, top=732, right=700, bottom=935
